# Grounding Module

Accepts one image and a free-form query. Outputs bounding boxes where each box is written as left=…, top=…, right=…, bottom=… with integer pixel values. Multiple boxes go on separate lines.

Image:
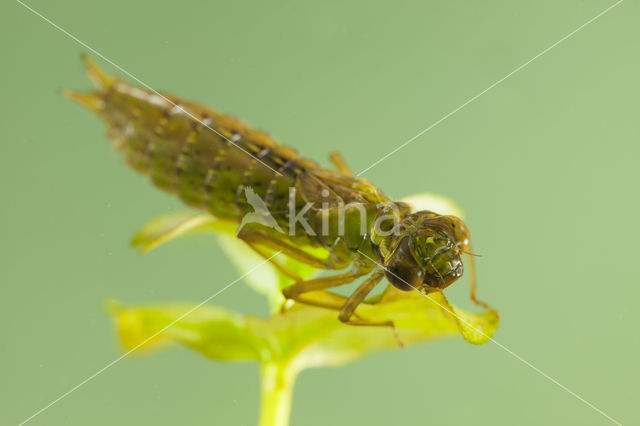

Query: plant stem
left=258, top=363, right=297, bottom=426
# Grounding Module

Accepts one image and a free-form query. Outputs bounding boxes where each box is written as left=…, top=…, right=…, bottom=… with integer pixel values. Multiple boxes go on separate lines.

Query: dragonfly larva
left=66, top=55, right=492, bottom=341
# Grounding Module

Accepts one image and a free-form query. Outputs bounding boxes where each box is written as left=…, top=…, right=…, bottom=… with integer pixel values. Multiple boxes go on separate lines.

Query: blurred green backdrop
left=2, top=0, right=638, bottom=425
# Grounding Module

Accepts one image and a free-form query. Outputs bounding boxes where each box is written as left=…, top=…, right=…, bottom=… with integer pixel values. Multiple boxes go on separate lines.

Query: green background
left=2, top=0, right=638, bottom=424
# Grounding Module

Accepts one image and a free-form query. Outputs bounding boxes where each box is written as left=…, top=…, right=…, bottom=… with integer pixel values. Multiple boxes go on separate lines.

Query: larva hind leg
left=237, top=226, right=351, bottom=270
left=240, top=234, right=364, bottom=314
left=283, top=290, right=362, bottom=317
left=282, top=271, right=360, bottom=298
left=280, top=272, right=365, bottom=319
left=338, top=272, right=404, bottom=346
left=241, top=239, right=304, bottom=282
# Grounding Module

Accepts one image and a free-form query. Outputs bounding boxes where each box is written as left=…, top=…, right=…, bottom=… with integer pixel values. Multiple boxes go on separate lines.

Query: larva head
left=377, top=211, right=470, bottom=293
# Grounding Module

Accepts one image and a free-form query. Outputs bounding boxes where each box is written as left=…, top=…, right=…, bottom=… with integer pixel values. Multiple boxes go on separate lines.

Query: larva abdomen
left=66, top=55, right=306, bottom=227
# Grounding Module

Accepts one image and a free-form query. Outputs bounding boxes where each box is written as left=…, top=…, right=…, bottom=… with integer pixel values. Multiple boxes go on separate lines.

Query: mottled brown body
left=103, top=83, right=310, bottom=229
left=68, top=56, right=393, bottom=258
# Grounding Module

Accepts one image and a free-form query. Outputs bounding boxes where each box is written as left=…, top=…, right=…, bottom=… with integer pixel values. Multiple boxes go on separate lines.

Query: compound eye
left=384, top=237, right=424, bottom=291
left=446, top=216, right=470, bottom=250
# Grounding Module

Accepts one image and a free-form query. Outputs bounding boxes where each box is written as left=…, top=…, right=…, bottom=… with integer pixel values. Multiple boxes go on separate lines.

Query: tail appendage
left=63, top=55, right=116, bottom=113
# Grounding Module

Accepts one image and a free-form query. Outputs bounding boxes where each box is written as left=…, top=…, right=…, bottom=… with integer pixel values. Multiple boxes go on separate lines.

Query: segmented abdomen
left=82, top=70, right=314, bottom=233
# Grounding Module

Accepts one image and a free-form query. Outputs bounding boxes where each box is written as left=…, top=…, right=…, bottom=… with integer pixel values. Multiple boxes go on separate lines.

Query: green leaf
left=130, top=211, right=318, bottom=312
left=436, top=295, right=499, bottom=345
left=130, top=211, right=236, bottom=253
left=400, top=192, right=466, bottom=218
left=215, top=234, right=323, bottom=313
left=215, top=233, right=283, bottom=311
left=110, top=286, right=498, bottom=371
left=108, top=301, right=268, bottom=361
left=277, top=288, right=498, bottom=371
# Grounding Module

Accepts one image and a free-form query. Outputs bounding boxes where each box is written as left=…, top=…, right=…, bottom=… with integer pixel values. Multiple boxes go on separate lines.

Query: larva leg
left=312, top=169, right=388, bottom=203
left=329, top=151, right=354, bottom=176
left=338, top=272, right=404, bottom=346
left=242, top=240, right=303, bottom=281
left=281, top=272, right=364, bottom=316
left=282, top=271, right=360, bottom=298
left=237, top=227, right=351, bottom=270
left=466, top=253, right=498, bottom=316
left=283, top=290, right=363, bottom=316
